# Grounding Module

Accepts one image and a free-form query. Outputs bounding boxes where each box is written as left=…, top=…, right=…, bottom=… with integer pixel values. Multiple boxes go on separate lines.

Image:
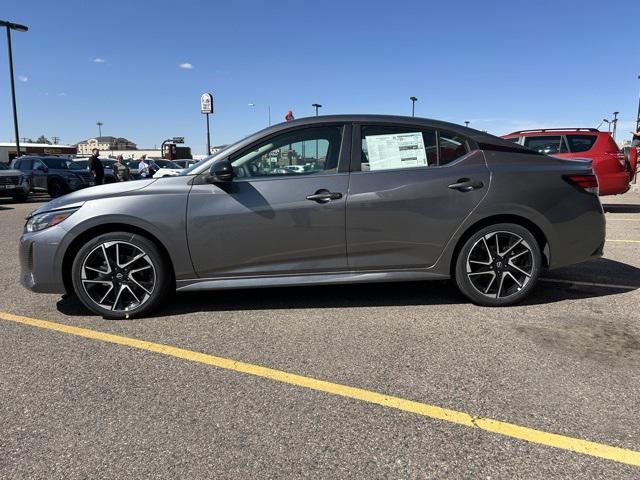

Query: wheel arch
left=449, top=214, right=550, bottom=277
left=62, top=223, right=176, bottom=294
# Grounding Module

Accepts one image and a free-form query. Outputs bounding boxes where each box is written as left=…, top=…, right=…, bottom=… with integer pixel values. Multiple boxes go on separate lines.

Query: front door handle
left=448, top=178, right=484, bottom=192
left=306, top=189, right=343, bottom=203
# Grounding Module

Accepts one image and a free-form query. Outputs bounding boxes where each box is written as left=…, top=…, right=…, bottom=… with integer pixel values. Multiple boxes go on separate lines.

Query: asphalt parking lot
left=1, top=193, right=639, bottom=479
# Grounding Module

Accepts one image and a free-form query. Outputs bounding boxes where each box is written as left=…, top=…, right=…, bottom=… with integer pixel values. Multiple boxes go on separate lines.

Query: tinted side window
left=17, top=159, right=32, bottom=170
left=33, top=159, right=45, bottom=170
left=566, top=135, right=597, bottom=153
left=523, top=136, right=568, bottom=154
left=504, top=136, right=520, bottom=143
left=361, top=126, right=437, bottom=171
left=12, top=160, right=22, bottom=169
left=438, top=131, right=469, bottom=165
left=230, top=125, right=343, bottom=178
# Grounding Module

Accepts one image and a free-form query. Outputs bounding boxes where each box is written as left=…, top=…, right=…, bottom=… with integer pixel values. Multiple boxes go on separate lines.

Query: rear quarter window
left=566, top=135, right=597, bottom=153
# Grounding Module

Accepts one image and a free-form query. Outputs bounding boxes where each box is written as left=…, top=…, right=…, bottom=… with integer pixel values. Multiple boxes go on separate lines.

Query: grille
left=0, top=176, right=20, bottom=186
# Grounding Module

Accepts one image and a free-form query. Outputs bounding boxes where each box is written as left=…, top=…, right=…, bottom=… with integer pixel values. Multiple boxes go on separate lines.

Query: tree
left=35, top=135, right=51, bottom=145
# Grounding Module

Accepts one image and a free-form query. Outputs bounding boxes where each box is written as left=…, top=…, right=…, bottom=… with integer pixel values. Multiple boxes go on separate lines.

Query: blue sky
left=1, top=0, right=639, bottom=154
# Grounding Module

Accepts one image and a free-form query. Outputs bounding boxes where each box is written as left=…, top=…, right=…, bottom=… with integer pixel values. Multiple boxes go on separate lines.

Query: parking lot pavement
left=1, top=193, right=639, bottom=478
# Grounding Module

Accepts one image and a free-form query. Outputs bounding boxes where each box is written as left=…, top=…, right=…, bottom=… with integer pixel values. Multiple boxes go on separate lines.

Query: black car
left=73, top=158, right=118, bottom=183
left=11, top=156, right=94, bottom=198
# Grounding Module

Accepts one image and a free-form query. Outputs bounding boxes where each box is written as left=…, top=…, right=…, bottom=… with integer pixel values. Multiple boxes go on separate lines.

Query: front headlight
left=24, top=208, right=78, bottom=233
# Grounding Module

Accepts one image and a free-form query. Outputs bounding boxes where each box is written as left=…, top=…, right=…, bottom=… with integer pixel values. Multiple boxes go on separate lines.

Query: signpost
left=201, top=93, right=214, bottom=155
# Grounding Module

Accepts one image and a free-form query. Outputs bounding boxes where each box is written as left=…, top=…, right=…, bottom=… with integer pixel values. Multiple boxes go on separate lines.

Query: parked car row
left=0, top=156, right=199, bottom=201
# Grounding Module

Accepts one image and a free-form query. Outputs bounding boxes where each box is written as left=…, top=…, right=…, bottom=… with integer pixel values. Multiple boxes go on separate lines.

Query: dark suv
left=11, top=156, right=94, bottom=198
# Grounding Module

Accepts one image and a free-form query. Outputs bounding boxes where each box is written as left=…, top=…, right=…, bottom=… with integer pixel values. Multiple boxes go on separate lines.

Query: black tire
left=71, top=232, right=171, bottom=319
left=48, top=179, right=66, bottom=198
left=454, top=223, right=541, bottom=306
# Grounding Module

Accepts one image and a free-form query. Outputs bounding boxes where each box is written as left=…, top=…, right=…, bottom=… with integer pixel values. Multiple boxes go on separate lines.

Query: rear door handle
left=306, top=189, right=343, bottom=203
left=448, top=179, right=484, bottom=192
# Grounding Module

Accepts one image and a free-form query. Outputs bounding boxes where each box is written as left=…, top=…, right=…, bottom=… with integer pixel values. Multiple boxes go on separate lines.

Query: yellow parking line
left=1, top=311, right=639, bottom=468
left=607, top=239, right=640, bottom=243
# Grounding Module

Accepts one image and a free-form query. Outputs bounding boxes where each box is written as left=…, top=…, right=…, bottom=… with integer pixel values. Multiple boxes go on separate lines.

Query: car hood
left=0, top=168, right=24, bottom=176
left=32, top=179, right=158, bottom=215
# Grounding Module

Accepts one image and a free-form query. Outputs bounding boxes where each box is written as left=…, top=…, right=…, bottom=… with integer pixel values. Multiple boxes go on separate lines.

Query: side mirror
left=209, top=159, right=234, bottom=182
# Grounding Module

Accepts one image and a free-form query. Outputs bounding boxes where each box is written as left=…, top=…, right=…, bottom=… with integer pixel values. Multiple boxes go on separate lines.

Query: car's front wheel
left=454, top=223, right=541, bottom=306
left=48, top=179, right=66, bottom=198
left=71, top=232, right=171, bottom=319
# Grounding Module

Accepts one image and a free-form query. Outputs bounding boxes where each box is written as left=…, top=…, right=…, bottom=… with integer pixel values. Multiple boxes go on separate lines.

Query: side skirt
left=176, top=270, right=450, bottom=292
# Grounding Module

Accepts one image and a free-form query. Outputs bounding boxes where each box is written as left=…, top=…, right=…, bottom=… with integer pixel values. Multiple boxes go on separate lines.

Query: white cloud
left=58, top=92, right=67, bottom=97
left=18, top=75, right=28, bottom=82
left=93, top=57, right=106, bottom=63
left=179, top=62, right=194, bottom=70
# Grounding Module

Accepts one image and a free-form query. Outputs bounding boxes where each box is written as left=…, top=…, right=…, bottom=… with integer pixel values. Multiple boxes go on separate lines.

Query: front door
left=31, top=159, right=48, bottom=191
left=187, top=124, right=350, bottom=278
left=346, top=124, right=490, bottom=270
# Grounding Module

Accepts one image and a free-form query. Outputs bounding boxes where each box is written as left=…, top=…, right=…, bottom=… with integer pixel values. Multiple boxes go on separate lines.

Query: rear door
left=346, top=124, right=490, bottom=270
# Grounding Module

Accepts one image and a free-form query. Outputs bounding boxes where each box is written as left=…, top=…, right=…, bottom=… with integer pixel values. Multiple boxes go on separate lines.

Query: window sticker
left=365, top=132, right=427, bottom=171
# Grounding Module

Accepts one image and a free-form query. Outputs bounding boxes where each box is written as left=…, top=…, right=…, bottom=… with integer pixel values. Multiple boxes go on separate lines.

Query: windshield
left=0, top=162, right=8, bottom=170
left=180, top=144, right=235, bottom=176
left=42, top=157, right=83, bottom=170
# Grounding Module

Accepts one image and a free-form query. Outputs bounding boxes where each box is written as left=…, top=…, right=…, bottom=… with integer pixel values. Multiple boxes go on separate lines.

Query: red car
left=502, top=128, right=637, bottom=196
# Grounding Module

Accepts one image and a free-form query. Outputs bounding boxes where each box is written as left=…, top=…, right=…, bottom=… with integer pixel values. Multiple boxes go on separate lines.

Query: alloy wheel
left=465, top=231, right=534, bottom=299
left=80, top=241, right=156, bottom=311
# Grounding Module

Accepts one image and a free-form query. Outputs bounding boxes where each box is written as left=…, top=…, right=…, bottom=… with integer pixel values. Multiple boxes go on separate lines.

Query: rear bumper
left=548, top=195, right=606, bottom=269
left=598, top=171, right=630, bottom=196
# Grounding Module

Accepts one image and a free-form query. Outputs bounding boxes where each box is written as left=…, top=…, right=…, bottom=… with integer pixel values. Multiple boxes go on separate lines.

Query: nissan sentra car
left=19, top=115, right=605, bottom=319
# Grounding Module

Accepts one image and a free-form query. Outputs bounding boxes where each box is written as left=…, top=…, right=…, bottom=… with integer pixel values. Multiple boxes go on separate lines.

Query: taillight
left=564, top=174, right=599, bottom=195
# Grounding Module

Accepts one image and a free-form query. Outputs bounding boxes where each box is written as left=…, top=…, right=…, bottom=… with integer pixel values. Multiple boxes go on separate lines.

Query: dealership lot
left=0, top=194, right=639, bottom=478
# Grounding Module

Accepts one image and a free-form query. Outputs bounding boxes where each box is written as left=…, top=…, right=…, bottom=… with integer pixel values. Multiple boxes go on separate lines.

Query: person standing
left=88, top=148, right=104, bottom=185
left=114, top=155, right=131, bottom=181
left=138, top=154, right=150, bottom=179
left=631, top=129, right=640, bottom=148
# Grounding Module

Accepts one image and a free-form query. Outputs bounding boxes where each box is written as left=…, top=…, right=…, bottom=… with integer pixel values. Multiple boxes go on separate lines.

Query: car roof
left=238, top=114, right=526, bottom=152
left=504, top=128, right=602, bottom=136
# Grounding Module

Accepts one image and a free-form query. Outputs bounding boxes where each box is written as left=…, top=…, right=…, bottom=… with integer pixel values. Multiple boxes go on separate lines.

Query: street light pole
left=1, top=20, right=28, bottom=160
left=312, top=103, right=322, bottom=116
left=96, top=121, right=103, bottom=137
left=636, top=75, right=640, bottom=131
left=464, top=121, right=470, bottom=128
left=612, top=111, right=619, bottom=141
left=410, top=96, right=417, bottom=117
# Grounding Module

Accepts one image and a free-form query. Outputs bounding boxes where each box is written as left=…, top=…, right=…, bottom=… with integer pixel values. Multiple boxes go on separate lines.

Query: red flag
left=284, top=110, right=294, bottom=122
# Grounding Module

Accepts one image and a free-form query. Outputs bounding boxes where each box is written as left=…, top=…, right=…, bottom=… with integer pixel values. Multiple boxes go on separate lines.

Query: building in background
left=0, top=142, right=77, bottom=164
left=76, top=136, right=136, bottom=155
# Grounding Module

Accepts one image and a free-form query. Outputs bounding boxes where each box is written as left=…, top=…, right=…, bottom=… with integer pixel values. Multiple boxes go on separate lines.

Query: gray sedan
left=19, top=115, right=605, bottom=319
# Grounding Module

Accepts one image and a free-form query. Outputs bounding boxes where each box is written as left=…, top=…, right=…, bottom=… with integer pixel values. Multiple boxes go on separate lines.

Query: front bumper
left=0, top=180, right=30, bottom=196
left=19, top=225, right=68, bottom=294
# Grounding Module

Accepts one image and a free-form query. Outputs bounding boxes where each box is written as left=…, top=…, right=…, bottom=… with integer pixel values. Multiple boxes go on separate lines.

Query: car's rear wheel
left=48, top=179, right=66, bottom=198
left=454, top=223, right=541, bottom=306
left=71, top=232, right=170, bottom=319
